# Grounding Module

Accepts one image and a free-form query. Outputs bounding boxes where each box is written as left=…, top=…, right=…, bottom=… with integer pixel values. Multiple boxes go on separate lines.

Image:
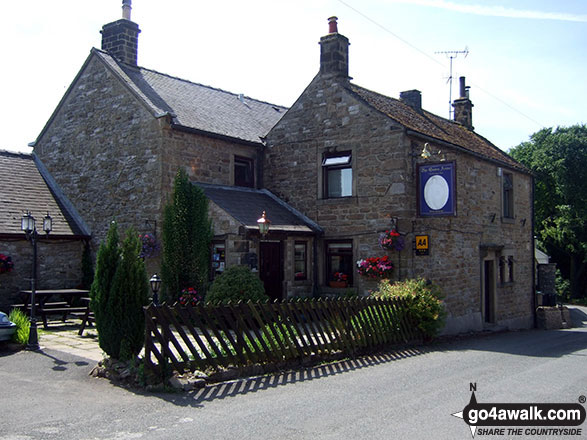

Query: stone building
left=30, top=5, right=534, bottom=333
left=0, top=150, right=90, bottom=311
left=264, top=17, right=535, bottom=333
left=31, top=3, right=313, bottom=298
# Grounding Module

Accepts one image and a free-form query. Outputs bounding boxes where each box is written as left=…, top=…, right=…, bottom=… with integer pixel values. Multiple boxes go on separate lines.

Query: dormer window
left=234, top=156, right=254, bottom=188
left=322, top=151, right=352, bottom=198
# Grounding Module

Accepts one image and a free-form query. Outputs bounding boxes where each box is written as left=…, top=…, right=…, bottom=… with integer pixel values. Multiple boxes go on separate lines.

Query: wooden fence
left=143, top=297, right=422, bottom=375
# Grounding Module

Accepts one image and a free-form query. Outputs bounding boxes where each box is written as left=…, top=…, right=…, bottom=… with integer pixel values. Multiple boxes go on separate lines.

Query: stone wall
left=0, top=238, right=85, bottom=312
left=34, top=53, right=261, bottom=257
left=34, top=55, right=163, bottom=250
left=265, top=75, right=534, bottom=333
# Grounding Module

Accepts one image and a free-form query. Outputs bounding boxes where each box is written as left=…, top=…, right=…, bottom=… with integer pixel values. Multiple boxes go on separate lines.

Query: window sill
left=501, top=217, right=515, bottom=224
left=318, top=196, right=357, bottom=206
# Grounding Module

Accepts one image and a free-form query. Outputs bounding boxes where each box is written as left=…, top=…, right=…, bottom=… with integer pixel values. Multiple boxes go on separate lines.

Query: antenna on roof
left=435, top=47, right=469, bottom=119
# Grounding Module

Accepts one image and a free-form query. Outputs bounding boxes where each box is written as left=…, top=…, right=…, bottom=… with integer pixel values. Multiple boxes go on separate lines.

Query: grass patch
left=8, top=308, right=30, bottom=345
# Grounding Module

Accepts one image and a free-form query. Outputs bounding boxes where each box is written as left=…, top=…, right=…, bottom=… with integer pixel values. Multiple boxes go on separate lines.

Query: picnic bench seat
left=15, top=289, right=92, bottom=331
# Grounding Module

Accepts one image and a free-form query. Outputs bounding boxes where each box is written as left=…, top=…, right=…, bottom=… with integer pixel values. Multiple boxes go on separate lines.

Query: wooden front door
left=260, top=241, right=283, bottom=302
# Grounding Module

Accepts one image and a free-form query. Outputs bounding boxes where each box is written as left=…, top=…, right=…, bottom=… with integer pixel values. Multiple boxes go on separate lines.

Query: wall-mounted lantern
left=257, top=211, right=271, bottom=236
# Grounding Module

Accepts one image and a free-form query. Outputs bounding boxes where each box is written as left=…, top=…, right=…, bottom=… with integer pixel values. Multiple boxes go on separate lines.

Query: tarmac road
left=1, top=306, right=586, bottom=440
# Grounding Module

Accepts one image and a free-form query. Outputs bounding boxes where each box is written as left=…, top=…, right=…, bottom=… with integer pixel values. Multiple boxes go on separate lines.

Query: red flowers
left=356, top=255, right=394, bottom=279
left=0, top=254, right=13, bottom=274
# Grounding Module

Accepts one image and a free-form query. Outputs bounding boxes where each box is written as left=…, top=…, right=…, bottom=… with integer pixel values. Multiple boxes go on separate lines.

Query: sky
left=1, top=0, right=586, bottom=153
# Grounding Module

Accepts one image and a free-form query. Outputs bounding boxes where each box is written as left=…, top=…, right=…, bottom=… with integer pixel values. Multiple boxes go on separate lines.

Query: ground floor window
left=325, top=240, right=353, bottom=285
left=294, top=242, right=307, bottom=280
left=499, top=254, right=514, bottom=284
left=211, top=241, right=225, bottom=280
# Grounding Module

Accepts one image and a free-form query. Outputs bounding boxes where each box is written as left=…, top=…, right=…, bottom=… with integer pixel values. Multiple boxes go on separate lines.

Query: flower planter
left=329, top=281, right=348, bottom=288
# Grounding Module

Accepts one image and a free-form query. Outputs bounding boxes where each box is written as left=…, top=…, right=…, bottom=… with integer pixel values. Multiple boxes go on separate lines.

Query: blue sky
left=1, top=0, right=585, bottom=152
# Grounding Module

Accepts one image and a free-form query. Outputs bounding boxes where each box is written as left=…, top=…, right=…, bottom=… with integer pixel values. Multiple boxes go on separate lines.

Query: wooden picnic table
left=18, top=289, right=93, bottom=333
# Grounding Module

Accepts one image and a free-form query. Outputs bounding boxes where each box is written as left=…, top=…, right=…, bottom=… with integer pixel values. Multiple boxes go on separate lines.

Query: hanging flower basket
left=356, top=255, right=393, bottom=279
left=0, top=254, right=14, bottom=274
left=139, top=233, right=160, bottom=258
left=378, top=229, right=404, bottom=251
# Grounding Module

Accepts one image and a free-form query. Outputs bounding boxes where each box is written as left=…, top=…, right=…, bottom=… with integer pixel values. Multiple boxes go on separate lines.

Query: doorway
left=259, top=241, right=283, bottom=302
left=483, top=260, right=496, bottom=324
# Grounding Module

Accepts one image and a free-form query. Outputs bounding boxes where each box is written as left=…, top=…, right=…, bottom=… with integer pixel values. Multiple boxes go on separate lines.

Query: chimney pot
left=122, top=0, right=132, bottom=20
left=328, top=16, right=338, bottom=33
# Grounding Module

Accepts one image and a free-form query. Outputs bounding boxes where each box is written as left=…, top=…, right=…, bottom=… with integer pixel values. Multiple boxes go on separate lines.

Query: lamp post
left=257, top=211, right=271, bottom=237
left=21, top=211, right=52, bottom=350
left=149, top=273, right=161, bottom=306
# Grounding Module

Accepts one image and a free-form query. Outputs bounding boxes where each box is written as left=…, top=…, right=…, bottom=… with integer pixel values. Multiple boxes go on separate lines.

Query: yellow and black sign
left=415, top=235, right=429, bottom=256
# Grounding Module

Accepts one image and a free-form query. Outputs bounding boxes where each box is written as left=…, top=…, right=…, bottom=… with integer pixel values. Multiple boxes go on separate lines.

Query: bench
left=15, top=289, right=92, bottom=330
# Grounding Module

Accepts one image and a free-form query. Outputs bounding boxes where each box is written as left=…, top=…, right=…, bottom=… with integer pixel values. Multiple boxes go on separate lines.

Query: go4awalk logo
left=452, top=384, right=586, bottom=438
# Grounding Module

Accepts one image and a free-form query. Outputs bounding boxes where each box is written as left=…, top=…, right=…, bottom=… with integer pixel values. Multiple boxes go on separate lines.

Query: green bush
left=161, top=169, right=213, bottom=303
left=9, top=308, right=30, bottom=345
left=90, top=221, right=121, bottom=355
left=371, top=278, right=446, bottom=339
left=91, top=222, right=149, bottom=360
left=206, top=266, right=268, bottom=304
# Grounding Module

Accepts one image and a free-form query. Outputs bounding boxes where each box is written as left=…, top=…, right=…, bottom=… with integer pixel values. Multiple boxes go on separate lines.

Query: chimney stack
left=319, top=17, right=350, bottom=79
left=452, top=76, right=474, bottom=130
left=400, top=90, right=422, bottom=113
left=101, top=0, right=141, bottom=66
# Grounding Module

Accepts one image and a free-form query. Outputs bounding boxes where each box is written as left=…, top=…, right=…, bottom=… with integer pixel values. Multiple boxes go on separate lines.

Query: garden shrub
left=90, top=221, right=120, bottom=354
left=9, top=308, right=30, bottom=345
left=91, top=222, right=149, bottom=360
left=161, top=169, right=212, bottom=303
left=371, top=278, right=446, bottom=339
left=206, top=266, right=268, bottom=304
left=105, top=228, right=149, bottom=360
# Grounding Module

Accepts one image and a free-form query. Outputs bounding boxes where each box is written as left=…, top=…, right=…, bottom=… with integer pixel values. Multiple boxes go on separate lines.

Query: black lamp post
left=21, top=211, right=52, bottom=350
left=150, top=273, right=161, bottom=306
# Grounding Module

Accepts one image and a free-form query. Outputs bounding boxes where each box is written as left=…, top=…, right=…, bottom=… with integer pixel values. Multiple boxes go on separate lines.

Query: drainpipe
left=531, top=175, right=537, bottom=328
left=312, top=232, right=320, bottom=298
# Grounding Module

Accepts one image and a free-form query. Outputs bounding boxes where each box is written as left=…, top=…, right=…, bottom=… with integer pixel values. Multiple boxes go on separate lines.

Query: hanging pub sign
left=418, top=162, right=456, bottom=216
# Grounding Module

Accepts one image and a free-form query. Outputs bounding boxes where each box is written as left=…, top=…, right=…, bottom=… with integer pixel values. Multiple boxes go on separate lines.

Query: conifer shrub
left=90, top=221, right=120, bottom=354
left=161, top=169, right=212, bottom=303
left=206, top=266, right=268, bottom=304
left=370, top=278, right=446, bottom=339
left=90, top=222, right=149, bottom=360
left=107, top=227, right=149, bottom=360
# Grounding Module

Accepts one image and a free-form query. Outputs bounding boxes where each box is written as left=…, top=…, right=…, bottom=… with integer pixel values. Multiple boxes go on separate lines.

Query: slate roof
left=348, top=84, right=528, bottom=172
left=0, top=150, right=90, bottom=237
left=196, top=183, right=322, bottom=234
left=94, top=49, right=287, bottom=145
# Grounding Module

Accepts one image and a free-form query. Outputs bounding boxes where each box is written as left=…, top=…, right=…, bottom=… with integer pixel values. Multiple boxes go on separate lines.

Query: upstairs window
left=235, top=156, right=254, bottom=187
left=503, top=172, right=514, bottom=219
left=323, top=152, right=352, bottom=198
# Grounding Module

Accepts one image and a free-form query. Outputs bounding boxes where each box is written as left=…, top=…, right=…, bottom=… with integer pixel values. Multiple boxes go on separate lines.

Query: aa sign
left=415, top=235, right=429, bottom=256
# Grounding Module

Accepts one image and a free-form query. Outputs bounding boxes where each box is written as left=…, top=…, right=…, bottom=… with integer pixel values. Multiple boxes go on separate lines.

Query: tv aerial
left=435, top=47, right=469, bottom=119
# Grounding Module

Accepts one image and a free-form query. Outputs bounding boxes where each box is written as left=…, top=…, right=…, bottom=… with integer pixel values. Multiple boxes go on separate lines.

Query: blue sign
left=418, top=162, right=456, bottom=216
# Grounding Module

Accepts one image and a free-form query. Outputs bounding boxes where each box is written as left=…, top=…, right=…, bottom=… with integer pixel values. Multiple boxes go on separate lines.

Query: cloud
left=389, top=0, right=587, bottom=23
